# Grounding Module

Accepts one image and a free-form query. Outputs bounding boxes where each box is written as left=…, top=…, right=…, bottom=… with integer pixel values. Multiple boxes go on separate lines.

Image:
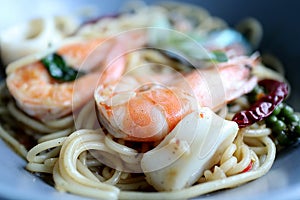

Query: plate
left=1, top=0, right=300, bottom=199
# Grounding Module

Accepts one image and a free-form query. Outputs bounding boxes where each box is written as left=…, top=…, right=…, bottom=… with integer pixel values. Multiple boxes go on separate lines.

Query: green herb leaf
left=41, top=53, right=85, bottom=82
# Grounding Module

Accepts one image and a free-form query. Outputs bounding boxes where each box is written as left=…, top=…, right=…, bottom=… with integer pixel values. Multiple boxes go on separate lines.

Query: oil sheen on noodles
left=0, top=1, right=282, bottom=200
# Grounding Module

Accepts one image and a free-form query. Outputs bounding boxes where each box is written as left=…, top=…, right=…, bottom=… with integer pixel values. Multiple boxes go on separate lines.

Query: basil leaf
left=41, top=53, right=85, bottom=82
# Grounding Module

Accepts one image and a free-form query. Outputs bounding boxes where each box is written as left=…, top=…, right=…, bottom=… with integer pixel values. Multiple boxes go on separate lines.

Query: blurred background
left=0, top=0, right=299, bottom=108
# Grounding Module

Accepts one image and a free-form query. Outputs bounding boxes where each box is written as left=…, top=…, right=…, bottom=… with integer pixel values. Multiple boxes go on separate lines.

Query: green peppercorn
left=272, top=119, right=286, bottom=133
left=276, top=131, right=291, bottom=146
left=294, top=124, right=300, bottom=137
left=286, top=113, right=299, bottom=124
left=280, top=104, right=294, bottom=118
left=272, top=105, right=282, bottom=116
left=266, top=115, right=278, bottom=125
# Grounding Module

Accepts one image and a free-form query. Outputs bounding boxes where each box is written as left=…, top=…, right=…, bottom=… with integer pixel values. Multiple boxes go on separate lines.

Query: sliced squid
left=141, top=107, right=238, bottom=191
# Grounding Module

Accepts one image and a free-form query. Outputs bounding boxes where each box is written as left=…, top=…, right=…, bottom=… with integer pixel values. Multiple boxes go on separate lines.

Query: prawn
left=6, top=32, right=146, bottom=121
left=94, top=55, right=258, bottom=142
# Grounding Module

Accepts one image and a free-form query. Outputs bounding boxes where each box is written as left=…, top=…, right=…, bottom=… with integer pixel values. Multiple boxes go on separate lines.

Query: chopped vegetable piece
left=41, top=53, right=85, bottom=82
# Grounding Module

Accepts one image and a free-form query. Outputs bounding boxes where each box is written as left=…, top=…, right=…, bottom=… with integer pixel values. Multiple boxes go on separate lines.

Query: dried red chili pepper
left=232, top=79, right=289, bottom=128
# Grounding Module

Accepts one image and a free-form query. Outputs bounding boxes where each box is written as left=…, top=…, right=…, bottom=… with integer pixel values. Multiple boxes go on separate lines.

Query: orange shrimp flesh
left=95, top=56, right=258, bottom=142
left=177, top=56, right=258, bottom=110
left=7, top=62, right=100, bottom=120
left=56, top=38, right=107, bottom=71
left=6, top=32, right=145, bottom=121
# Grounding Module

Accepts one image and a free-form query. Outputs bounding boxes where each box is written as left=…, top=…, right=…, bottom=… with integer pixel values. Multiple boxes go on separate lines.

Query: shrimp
left=6, top=32, right=146, bottom=121
left=94, top=55, right=258, bottom=142
left=56, top=37, right=109, bottom=71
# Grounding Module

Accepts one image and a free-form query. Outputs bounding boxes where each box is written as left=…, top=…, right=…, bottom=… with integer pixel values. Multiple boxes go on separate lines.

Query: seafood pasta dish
left=0, top=1, right=299, bottom=200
